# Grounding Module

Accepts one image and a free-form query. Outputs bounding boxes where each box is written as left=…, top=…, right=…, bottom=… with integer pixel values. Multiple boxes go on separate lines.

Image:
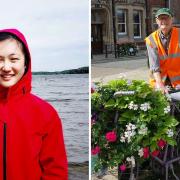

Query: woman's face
left=0, top=39, right=25, bottom=88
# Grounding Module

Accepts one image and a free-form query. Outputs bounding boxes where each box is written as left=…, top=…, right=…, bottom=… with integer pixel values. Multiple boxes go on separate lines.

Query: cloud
left=0, top=0, right=89, bottom=71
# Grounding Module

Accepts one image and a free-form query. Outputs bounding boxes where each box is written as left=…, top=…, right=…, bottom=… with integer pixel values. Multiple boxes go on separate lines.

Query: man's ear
left=155, top=18, right=158, bottom=24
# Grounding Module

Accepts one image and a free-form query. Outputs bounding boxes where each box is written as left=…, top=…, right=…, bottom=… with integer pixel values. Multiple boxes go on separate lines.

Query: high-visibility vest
left=145, top=27, right=180, bottom=88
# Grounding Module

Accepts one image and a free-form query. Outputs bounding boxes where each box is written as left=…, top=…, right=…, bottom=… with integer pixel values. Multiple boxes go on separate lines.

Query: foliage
left=116, top=42, right=138, bottom=56
left=91, top=79, right=179, bottom=172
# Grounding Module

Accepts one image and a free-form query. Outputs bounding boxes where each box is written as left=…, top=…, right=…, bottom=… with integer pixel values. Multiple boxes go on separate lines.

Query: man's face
left=156, top=14, right=173, bottom=33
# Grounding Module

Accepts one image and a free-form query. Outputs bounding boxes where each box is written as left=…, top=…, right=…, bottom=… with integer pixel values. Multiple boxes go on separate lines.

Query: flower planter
left=91, top=79, right=179, bottom=178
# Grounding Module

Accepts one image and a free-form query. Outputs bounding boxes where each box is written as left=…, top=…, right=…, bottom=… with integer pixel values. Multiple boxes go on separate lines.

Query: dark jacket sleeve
left=39, top=111, right=68, bottom=180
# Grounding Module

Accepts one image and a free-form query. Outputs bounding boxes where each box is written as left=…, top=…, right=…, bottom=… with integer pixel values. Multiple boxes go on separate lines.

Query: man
left=145, top=8, right=180, bottom=93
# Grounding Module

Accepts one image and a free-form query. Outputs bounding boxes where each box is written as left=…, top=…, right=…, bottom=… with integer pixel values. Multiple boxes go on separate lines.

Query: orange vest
left=145, top=27, right=180, bottom=88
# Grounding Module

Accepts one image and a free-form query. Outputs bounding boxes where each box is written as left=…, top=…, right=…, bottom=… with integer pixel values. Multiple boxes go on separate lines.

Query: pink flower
left=119, top=164, right=126, bottom=172
left=143, top=147, right=149, bottom=158
left=151, top=150, right=160, bottom=157
left=157, top=139, right=166, bottom=149
left=91, top=146, right=100, bottom=155
left=105, top=131, right=117, bottom=142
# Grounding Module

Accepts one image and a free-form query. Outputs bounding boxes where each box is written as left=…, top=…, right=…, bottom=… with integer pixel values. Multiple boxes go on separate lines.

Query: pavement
left=91, top=51, right=149, bottom=180
left=91, top=50, right=149, bottom=83
left=91, top=51, right=180, bottom=180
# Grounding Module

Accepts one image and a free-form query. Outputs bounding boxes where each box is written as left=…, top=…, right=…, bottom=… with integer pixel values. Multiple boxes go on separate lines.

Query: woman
left=0, top=29, right=68, bottom=180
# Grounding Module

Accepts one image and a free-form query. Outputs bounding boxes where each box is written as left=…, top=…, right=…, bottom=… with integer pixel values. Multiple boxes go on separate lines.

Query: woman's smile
left=0, top=73, right=15, bottom=81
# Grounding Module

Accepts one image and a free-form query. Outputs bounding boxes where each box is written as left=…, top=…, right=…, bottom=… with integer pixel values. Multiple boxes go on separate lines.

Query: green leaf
left=164, top=117, right=179, bottom=127
left=150, top=142, right=157, bottom=151
left=166, top=137, right=177, bottom=146
left=105, top=99, right=116, bottom=108
left=121, top=111, right=135, bottom=119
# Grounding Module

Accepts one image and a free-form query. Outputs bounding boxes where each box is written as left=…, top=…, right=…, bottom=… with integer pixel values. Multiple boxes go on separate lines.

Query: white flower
left=128, top=101, right=134, bottom=110
left=133, top=104, right=138, bottom=110
left=120, top=136, right=126, bottom=143
left=138, top=148, right=144, bottom=157
left=122, top=123, right=137, bottom=143
left=131, top=124, right=136, bottom=130
left=128, top=101, right=139, bottom=110
left=126, top=156, right=135, bottom=167
left=139, top=126, right=148, bottom=135
left=126, top=125, right=131, bottom=131
left=126, top=123, right=136, bottom=130
left=131, top=131, right=136, bottom=137
left=124, top=131, right=130, bottom=138
left=167, top=129, right=174, bottom=137
left=140, top=102, right=151, bottom=111
left=126, top=157, right=131, bottom=162
left=127, top=137, right=131, bottom=143
left=164, top=105, right=170, bottom=114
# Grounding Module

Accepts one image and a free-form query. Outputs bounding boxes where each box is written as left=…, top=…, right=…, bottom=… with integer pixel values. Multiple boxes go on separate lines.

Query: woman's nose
left=1, top=61, right=12, bottom=71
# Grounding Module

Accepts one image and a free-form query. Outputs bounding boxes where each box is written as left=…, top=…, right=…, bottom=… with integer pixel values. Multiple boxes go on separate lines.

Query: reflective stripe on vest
left=149, top=34, right=157, bottom=49
left=170, top=75, right=180, bottom=82
left=159, top=52, right=180, bottom=60
left=149, top=28, right=180, bottom=61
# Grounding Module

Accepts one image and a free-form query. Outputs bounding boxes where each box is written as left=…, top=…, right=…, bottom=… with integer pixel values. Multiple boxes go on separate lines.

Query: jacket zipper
left=3, top=123, right=6, bottom=180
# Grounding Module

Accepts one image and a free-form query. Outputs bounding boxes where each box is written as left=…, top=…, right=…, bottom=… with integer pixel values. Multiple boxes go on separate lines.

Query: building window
left=117, top=9, right=127, bottom=35
left=152, top=9, right=159, bottom=31
left=133, top=10, right=141, bottom=38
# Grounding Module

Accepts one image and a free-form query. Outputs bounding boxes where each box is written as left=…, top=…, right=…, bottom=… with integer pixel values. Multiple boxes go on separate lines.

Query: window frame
left=116, top=9, right=127, bottom=36
left=133, top=10, right=142, bottom=39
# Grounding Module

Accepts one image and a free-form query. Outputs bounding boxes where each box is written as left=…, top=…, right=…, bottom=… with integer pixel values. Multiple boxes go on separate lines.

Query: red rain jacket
left=0, top=29, right=68, bottom=180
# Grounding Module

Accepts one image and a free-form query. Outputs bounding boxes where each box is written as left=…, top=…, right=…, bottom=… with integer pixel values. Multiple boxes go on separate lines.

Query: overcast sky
left=0, top=0, right=89, bottom=71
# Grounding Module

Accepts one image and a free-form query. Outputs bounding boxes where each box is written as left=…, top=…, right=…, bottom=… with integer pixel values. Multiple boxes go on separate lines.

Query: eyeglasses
left=157, top=15, right=171, bottom=21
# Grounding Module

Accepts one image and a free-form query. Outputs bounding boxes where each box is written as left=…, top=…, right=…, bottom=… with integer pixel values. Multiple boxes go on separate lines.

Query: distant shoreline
left=32, top=66, right=89, bottom=75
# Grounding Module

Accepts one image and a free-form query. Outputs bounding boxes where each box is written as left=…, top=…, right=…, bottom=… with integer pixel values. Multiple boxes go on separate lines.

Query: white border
left=89, top=0, right=91, bottom=179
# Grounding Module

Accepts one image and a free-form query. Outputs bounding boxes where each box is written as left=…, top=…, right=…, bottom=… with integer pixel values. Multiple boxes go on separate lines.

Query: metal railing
left=104, top=43, right=138, bottom=58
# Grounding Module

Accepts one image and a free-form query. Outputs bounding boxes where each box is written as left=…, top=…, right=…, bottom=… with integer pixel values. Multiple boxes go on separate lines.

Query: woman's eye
left=0, top=59, right=4, bottom=63
left=11, top=58, right=19, bottom=61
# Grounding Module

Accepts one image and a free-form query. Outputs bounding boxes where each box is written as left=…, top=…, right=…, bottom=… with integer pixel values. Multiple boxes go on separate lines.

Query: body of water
left=32, top=74, right=89, bottom=165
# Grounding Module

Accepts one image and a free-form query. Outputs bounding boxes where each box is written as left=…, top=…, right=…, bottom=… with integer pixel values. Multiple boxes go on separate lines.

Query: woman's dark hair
left=0, top=32, right=29, bottom=73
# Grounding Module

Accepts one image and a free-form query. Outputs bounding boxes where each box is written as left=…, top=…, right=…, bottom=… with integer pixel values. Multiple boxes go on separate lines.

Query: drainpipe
left=145, top=0, right=149, bottom=36
left=169, top=0, right=171, bottom=9
left=112, top=0, right=117, bottom=58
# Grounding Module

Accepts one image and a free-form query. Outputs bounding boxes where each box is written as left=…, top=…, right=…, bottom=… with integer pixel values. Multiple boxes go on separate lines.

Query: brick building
left=91, top=0, right=147, bottom=54
left=145, top=0, right=166, bottom=35
left=91, top=0, right=180, bottom=54
left=168, top=0, right=180, bottom=27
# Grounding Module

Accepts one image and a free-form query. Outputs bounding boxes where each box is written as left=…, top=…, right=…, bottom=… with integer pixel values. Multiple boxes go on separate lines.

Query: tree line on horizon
left=32, top=66, right=89, bottom=75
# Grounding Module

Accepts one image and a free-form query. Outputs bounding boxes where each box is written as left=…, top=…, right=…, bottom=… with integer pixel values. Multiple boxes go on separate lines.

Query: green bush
left=91, top=79, right=179, bottom=172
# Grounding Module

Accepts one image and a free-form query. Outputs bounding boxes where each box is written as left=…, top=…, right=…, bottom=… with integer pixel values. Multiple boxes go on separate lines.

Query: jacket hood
left=0, top=29, right=32, bottom=100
